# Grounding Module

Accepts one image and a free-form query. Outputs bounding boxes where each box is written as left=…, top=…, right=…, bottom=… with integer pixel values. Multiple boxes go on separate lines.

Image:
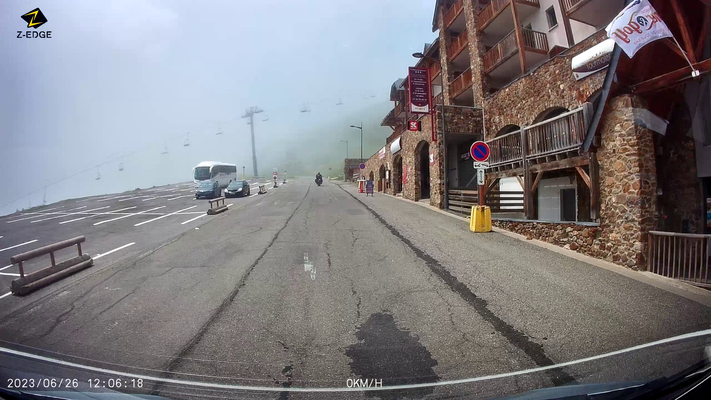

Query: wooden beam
left=487, top=177, right=500, bottom=192
left=575, top=166, right=592, bottom=189
left=696, top=6, right=711, bottom=60
left=557, top=0, right=574, bottom=47
left=529, top=156, right=589, bottom=173
left=510, top=0, right=527, bottom=75
left=631, top=58, right=711, bottom=95
left=515, top=176, right=524, bottom=189
left=588, top=152, right=599, bottom=221
left=670, top=0, right=697, bottom=64
left=489, top=167, right=525, bottom=180
left=531, top=171, right=543, bottom=193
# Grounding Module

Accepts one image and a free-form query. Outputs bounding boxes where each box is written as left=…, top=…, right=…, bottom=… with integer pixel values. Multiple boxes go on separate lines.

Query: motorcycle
left=315, top=177, right=323, bottom=186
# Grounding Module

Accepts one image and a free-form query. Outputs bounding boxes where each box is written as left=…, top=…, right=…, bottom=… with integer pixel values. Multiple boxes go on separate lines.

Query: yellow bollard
left=469, top=205, right=492, bottom=233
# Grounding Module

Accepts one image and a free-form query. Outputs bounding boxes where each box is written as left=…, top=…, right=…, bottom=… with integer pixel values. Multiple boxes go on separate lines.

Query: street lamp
left=349, top=123, right=363, bottom=162
left=340, top=140, right=349, bottom=159
left=413, top=52, right=448, bottom=209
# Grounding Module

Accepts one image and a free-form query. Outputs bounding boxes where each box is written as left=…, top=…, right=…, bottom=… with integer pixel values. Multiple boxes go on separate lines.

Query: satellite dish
left=183, top=133, right=190, bottom=147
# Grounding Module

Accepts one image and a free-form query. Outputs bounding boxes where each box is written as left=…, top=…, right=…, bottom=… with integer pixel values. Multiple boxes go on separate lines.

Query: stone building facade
left=357, top=0, right=709, bottom=272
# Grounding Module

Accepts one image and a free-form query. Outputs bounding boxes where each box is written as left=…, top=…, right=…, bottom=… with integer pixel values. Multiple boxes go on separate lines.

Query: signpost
left=359, top=163, right=366, bottom=170
left=408, top=67, right=431, bottom=114
left=470, top=141, right=490, bottom=206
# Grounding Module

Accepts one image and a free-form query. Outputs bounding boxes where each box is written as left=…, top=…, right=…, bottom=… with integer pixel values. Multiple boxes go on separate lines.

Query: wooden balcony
left=561, top=0, right=623, bottom=28
left=447, top=29, right=469, bottom=61
left=428, top=62, right=441, bottom=81
left=483, top=28, right=548, bottom=74
left=478, top=0, right=540, bottom=31
left=450, top=68, right=473, bottom=99
left=487, top=106, right=589, bottom=170
left=394, top=101, right=406, bottom=118
left=433, top=92, right=443, bottom=105
left=443, top=0, right=464, bottom=29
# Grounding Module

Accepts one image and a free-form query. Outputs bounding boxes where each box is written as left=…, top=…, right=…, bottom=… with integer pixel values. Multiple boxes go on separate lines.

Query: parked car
left=195, top=180, right=220, bottom=199
left=225, top=180, right=250, bottom=198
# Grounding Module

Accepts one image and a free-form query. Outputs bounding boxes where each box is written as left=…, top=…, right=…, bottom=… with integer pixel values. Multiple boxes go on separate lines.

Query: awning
left=390, top=137, right=402, bottom=154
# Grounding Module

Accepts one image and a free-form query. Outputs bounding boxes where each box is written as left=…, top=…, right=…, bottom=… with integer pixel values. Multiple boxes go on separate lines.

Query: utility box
left=470, top=206, right=492, bottom=233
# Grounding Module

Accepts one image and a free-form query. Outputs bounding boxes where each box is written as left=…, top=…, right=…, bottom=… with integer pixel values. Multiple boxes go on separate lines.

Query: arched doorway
left=378, top=165, right=386, bottom=192
left=416, top=141, right=430, bottom=200
left=392, top=155, right=403, bottom=194
left=533, top=107, right=568, bottom=123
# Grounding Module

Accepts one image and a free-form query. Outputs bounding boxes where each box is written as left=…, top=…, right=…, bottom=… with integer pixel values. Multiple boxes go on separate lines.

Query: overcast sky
left=0, top=0, right=437, bottom=215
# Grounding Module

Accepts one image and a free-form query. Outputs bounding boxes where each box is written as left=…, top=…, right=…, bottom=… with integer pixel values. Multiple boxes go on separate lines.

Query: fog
left=0, top=0, right=436, bottom=215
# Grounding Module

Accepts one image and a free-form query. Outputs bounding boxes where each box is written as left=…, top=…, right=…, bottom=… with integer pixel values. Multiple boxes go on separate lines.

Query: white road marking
left=167, top=195, right=191, bottom=201
left=0, top=272, right=20, bottom=277
left=0, top=239, right=38, bottom=253
left=248, top=194, right=258, bottom=198
left=0, top=265, right=14, bottom=271
left=59, top=206, right=138, bottom=224
left=94, top=242, right=136, bottom=260
left=134, top=205, right=197, bottom=226
left=94, top=206, right=166, bottom=225
left=118, top=196, right=144, bottom=202
left=32, top=206, right=109, bottom=223
left=97, top=195, right=134, bottom=202
left=180, top=214, right=207, bottom=225
left=0, top=292, right=11, bottom=300
left=7, top=214, right=55, bottom=223
left=141, top=197, right=158, bottom=201
left=32, top=206, right=64, bottom=213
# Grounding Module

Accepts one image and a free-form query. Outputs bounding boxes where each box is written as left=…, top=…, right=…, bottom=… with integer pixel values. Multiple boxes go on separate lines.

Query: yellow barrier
left=469, top=205, right=492, bottom=233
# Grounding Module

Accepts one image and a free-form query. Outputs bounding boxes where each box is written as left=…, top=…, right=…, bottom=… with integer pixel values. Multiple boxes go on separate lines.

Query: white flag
left=605, top=0, right=673, bottom=58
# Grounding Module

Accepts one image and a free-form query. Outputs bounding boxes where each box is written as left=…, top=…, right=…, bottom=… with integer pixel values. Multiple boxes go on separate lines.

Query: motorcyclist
left=316, top=172, right=322, bottom=181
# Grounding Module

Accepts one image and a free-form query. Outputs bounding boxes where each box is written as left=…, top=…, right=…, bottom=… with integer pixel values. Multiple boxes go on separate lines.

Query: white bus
left=193, top=161, right=237, bottom=188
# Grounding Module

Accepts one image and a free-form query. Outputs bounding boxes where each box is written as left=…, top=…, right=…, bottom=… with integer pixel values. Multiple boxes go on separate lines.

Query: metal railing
left=448, top=29, right=469, bottom=60
left=444, top=0, right=464, bottom=28
left=648, top=231, right=711, bottom=286
left=483, top=28, right=548, bottom=73
left=487, top=106, right=588, bottom=167
left=450, top=68, right=473, bottom=98
left=561, top=0, right=586, bottom=13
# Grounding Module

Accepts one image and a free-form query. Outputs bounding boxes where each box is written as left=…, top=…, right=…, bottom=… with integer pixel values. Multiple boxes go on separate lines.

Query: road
left=0, top=178, right=710, bottom=399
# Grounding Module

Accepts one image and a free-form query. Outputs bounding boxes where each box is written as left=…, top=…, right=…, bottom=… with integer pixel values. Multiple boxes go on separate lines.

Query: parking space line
left=0, top=265, right=13, bottom=271
left=141, top=197, right=158, bottom=201
left=94, top=242, right=136, bottom=260
left=249, top=194, right=258, bottom=198
left=32, top=206, right=109, bottom=223
left=0, top=239, right=38, bottom=253
left=0, top=272, right=19, bottom=277
left=97, top=195, right=134, bottom=202
left=59, top=206, right=138, bottom=225
left=31, top=206, right=64, bottom=213
left=180, top=214, right=206, bottom=225
left=167, top=195, right=191, bottom=201
left=118, top=196, right=143, bottom=202
left=94, top=206, right=166, bottom=225
left=0, top=292, right=11, bottom=300
left=7, top=214, right=56, bottom=223
left=135, top=206, right=197, bottom=226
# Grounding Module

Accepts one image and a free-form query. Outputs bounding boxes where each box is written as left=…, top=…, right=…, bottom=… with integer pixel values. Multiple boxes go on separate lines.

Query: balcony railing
left=487, top=106, right=587, bottom=168
left=394, top=101, right=405, bottom=117
left=561, top=0, right=586, bottom=13
left=478, top=0, right=540, bottom=30
left=443, top=0, right=464, bottom=28
left=447, top=29, right=469, bottom=60
left=433, top=92, right=443, bottom=105
left=483, top=28, right=548, bottom=73
left=450, top=68, right=472, bottom=98
left=428, top=62, right=441, bottom=81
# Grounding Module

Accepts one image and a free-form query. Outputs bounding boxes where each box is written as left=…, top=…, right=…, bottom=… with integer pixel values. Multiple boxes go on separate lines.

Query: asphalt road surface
left=0, top=178, right=710, bottom=399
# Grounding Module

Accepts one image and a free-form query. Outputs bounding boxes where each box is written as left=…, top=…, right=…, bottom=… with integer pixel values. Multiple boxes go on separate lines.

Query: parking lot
left=0, top=178, right=283, bottom=310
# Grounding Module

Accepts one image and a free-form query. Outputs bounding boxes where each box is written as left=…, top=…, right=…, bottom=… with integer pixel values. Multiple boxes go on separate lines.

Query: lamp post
left=349, top=123, right=363, bottom=164
left=340, top=140, right=349, bottom=159
left=413, top=52, right=447, bottom=209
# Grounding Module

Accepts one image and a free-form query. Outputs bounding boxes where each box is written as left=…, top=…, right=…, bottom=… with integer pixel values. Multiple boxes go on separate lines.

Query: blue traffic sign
left=470, top=141, right=490, bottom=162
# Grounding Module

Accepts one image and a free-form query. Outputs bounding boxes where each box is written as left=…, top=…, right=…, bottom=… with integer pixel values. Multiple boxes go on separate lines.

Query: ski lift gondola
left=300, top=103, right=311, bottom=113
left=183, top=133, right=190, bottom=147
left=162, top=142, right=169, bottom=155
left=118, top=162, right=124, bottom=171
left=262, top=115, right=269, bottom=122
left=216, top=123, right=223, bottom=135
left=336, top=98, right=343, bottom=105
left=95, top=168, right=101, bottom=181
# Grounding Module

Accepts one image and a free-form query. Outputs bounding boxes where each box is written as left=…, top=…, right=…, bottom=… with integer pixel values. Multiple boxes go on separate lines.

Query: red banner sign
left=408, top=67, right=430, bottom=114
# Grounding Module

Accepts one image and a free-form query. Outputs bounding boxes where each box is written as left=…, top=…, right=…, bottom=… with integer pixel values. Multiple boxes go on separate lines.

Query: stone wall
left=493, top=220, right=601, bottom=254
left=462, top=0, right=486, bottom=106
left=483, top=30, right=608, bottom=139
left=597, top=95, right=658, bottom=268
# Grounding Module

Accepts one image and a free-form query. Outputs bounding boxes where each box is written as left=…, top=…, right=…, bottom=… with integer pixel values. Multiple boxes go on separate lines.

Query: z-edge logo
left=21, top=8, right=48, bottom=29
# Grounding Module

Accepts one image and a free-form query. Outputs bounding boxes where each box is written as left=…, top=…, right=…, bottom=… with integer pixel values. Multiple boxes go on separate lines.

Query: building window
left=546, top=7, right=558, bottom=30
